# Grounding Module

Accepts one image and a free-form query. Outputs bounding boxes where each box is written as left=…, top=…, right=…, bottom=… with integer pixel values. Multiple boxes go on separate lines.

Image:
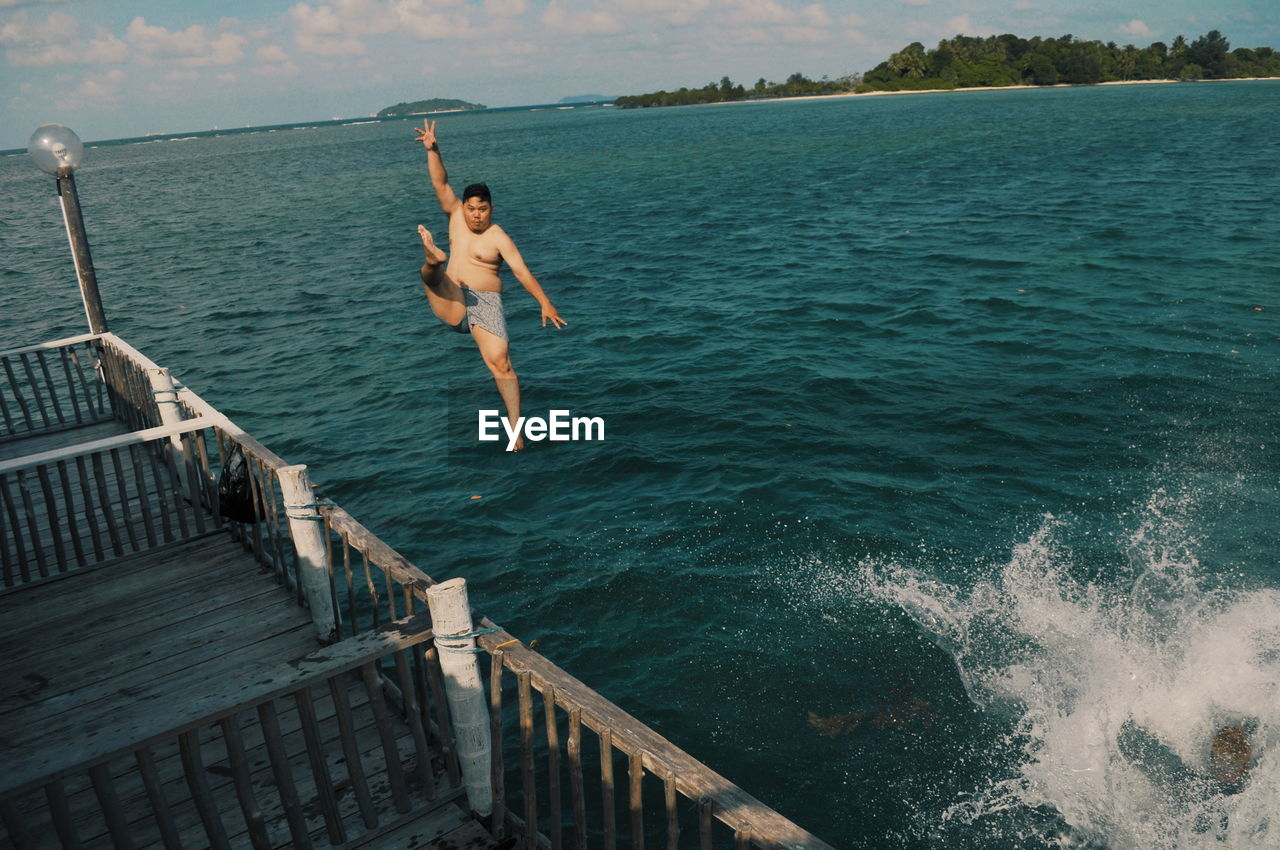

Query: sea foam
left=864, top=491, right=1278, bottom=848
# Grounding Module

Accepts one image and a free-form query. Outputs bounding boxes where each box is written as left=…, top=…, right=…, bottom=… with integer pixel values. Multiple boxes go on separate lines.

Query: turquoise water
left=3, top=81, right=1278, bottom=847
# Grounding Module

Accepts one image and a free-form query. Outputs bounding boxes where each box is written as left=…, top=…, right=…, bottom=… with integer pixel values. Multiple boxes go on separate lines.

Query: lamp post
left=28, top=123, right=108, bottom=334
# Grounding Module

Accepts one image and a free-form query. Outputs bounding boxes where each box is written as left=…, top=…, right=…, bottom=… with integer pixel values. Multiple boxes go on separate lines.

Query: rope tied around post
left=283, top=499, right=334, bottom=521
left=435, top=626, right=503, bottom=653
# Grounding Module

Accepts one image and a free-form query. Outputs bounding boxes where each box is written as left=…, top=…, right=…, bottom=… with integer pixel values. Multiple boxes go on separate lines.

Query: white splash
left=865, top=491, right=1280, bottom=848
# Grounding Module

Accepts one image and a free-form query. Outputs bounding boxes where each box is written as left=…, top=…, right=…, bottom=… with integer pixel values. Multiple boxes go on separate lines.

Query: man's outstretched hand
left=542, top=304, right=568, bottom=329
left=414, top=119, right=438, bottom=150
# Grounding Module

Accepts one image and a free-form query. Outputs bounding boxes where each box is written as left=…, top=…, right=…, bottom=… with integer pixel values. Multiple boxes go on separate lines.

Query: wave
left=861, top=491, right=1279, bottom=848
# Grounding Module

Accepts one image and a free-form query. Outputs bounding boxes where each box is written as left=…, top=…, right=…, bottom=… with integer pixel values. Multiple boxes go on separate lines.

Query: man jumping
left=413, top=119, right=566, bottom=452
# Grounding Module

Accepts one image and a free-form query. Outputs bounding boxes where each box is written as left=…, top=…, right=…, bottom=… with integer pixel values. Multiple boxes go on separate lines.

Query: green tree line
left=860, top=30, right=1280, bottom=91
left=614, top=72, right=859, bottom=108
left=614, top=30, right=1279, bottom=107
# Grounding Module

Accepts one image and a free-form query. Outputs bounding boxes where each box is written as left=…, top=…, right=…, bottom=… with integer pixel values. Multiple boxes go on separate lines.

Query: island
left=615, top=30, right=1280, bottom=108
left=377, top=98, right=486, bottom=117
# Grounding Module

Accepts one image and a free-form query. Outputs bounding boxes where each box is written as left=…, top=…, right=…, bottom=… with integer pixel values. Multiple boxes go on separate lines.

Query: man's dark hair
left=462, top=183, right=492, bottom=204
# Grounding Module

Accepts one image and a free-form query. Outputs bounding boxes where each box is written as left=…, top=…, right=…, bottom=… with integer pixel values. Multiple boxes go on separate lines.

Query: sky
left=1, top=0, right=1277, bottom=148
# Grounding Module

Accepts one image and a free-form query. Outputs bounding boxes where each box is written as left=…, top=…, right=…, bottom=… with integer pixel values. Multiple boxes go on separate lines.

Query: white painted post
left=146, top=367, right=183, bottom=444
left=277, top=464, right=339, bottom=644
left=426, top=578, right=493, bottom=816
left=147, top=366, right=192, bottom=494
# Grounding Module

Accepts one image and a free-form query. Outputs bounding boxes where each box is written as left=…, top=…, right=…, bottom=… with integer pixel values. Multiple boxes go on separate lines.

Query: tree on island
left=858, top=30, right=1280, bottom=92
left=614, top=71, right=860, bottom=108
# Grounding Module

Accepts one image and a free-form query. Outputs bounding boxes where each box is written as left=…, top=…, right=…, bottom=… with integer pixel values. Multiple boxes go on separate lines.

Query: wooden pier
left=1, top=332, right=833, bottom=850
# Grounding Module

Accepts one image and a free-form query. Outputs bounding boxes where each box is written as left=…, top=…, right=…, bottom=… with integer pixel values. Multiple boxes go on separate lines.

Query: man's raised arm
left=414, top=119, right=459, bottom=215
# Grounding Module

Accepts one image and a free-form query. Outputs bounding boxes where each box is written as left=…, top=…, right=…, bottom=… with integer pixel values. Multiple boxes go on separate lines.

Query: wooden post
left=277, top=464, right=339, bottom=643
left=56, top=167, right=108, bottom=334
left=147, top=367, right=182, bottom=433
left=147, top=366, right=193, bottom=499
left=426, top=577, right=493, bottom=816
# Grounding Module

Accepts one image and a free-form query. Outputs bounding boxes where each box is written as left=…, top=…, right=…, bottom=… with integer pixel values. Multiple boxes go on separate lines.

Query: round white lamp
left=28, top=124, right=85, bottom=175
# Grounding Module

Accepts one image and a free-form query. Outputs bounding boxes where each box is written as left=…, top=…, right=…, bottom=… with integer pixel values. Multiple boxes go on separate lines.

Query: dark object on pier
left=218, top=442, right=259, bottom=523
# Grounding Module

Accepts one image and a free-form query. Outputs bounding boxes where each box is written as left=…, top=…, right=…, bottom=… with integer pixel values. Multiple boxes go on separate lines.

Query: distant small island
left=559, top=95, right=614, bottom=104
left=377, top=99, right=486, bottom=117
left=616, top=30, right=1280, bottom=108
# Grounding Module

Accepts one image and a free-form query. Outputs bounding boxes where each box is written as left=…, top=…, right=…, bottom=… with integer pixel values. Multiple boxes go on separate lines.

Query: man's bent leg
left=471, top=325, right=523, bottom=451
left=417, top=225, right=467, bottom=327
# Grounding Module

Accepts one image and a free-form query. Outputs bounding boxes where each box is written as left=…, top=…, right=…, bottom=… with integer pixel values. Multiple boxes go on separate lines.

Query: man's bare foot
left=418, top=225, right=447, bottom=266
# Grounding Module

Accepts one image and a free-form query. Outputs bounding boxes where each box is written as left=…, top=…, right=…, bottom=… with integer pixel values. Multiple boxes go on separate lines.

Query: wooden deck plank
left=1, top=617, right=317, bottom=772
left=0, top=547, right=315, bottom=796
left=340, top=798, right=478, bottom=850
left=0, top=530, right=227, bottom=601
left=352, top=808, right=497, bottom=850
left=0, top=534, right=266, bottom=654
left=0, top=586, right=305, bottom=716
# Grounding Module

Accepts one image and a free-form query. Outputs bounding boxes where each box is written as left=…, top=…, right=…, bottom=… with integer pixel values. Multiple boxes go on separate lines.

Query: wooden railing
left=315, top=503, right=831, bottom=850
left=96, top=334, right=166, bottom=432
left=0, top=335, right=110, bottom=442
left=476, top=631, right=830, bottom=850
left=0, top=332, right=832, bottom=849
left=0, top=419, right=222, bottom=587
left=0, top=612, right=461, bottom=849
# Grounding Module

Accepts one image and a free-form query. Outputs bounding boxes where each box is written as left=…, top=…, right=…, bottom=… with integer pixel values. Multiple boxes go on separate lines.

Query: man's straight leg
left=471, top=325, right=523, bottom=451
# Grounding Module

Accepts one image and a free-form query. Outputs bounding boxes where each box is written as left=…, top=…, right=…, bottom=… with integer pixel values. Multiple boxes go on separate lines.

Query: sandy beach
left=707, top=75, right=1278, bottom=107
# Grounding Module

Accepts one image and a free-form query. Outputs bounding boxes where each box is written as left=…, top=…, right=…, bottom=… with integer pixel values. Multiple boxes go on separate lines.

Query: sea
left=2, top=80, right=1278, bottom=848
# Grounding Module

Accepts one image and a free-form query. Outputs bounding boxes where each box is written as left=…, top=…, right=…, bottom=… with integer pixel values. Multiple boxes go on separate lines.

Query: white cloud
left=801, top=3, right=830, bottom=27
left=611, top=0, right=709, bottom=26
left=541, top=1, right=622, bottom=35
left=944, top=14, right=996, bottom=36
left=254, top=57, right=300, bottom=76
left=714, top=0, right=833, bottom=43
left=396, top=7, right=480, bottom=39
left=288, top=2, right=345, bottom=36
left=296, top=32, right=366, bottom=54
left=125, top=17, right=247, bottom=67
left=1119, top=19, right=1151, bottom=37
left=78, top=68, right=124, bottom=96
left=0, top=10, right=79, bottom=46
left=2, top=11, right=130, bottom=66
left=286, top=0, right=482, bottom=45
left=724, top=0, right=789, bottom=26
left=256, top=44, right=290, bottom=63
left=54, top=67, right=125, bottom=109
left=0, top=0, right=74, bottom=7
left=484, top=0, right=528, bottom=18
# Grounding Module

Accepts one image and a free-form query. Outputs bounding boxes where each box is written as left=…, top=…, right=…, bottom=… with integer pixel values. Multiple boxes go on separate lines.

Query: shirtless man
left=413, top=119, right=566, bottom=451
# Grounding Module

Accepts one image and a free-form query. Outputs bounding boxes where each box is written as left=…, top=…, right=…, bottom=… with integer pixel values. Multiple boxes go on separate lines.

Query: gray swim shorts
left=448, top=285, right=508, bottom=341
